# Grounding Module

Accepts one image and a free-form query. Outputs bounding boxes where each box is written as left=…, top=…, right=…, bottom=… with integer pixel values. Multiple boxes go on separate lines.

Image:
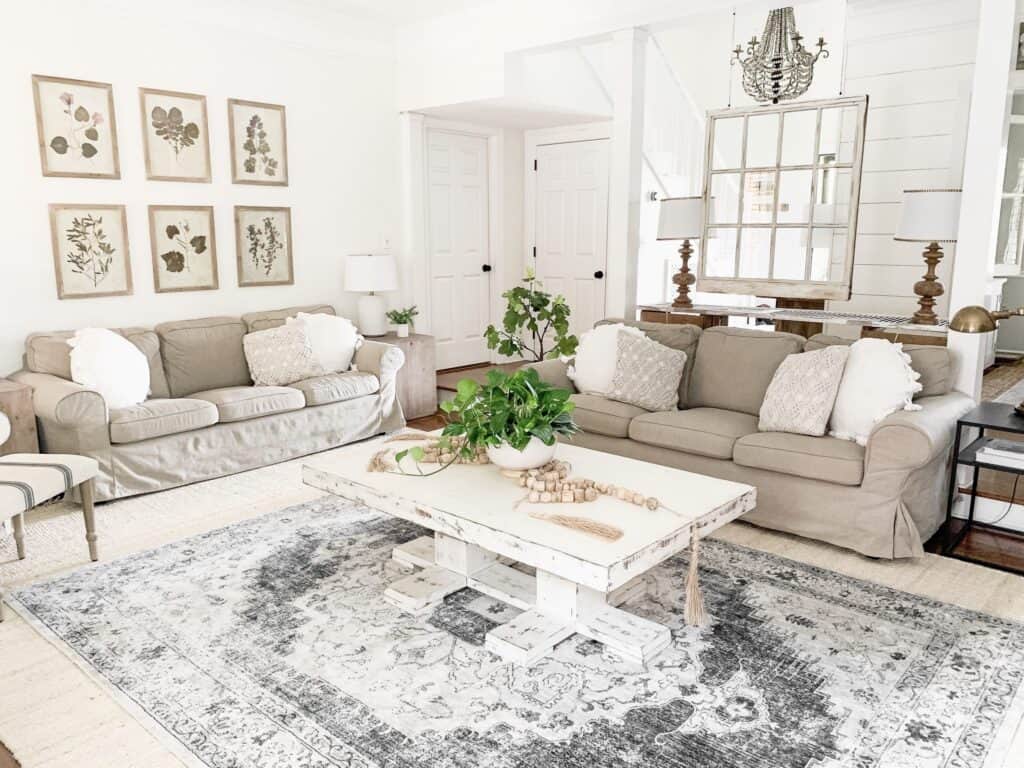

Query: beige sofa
left=10, top=304, right=405, bottom=501
left=528, top=321, right=975, bottom=559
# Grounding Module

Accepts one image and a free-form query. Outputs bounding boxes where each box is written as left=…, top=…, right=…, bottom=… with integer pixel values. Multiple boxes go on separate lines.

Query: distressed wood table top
left=303, top=435, right=757, bottom=593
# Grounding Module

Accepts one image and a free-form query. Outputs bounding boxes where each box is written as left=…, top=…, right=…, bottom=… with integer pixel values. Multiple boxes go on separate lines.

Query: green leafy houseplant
left=386, top=306, right=419, bottom=327
left=395, top=368, right=578, bottom=473
left=484, top=271, right=579, bottom=361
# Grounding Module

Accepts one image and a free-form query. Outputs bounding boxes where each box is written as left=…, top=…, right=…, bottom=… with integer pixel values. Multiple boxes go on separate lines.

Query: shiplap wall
left=827, top=0, right=978, bottom=328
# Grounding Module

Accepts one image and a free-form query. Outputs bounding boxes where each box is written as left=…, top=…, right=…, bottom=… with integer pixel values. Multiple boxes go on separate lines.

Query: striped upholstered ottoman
left=1, top=454, right=99, bottom=620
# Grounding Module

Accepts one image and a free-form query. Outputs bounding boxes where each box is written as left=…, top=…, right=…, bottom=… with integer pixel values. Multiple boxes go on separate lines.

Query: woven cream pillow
left=243, top=324, right=326, bottom=386
left=607, top=332, right=687, bottom=411
left=758, top=345, right=849, bottom=436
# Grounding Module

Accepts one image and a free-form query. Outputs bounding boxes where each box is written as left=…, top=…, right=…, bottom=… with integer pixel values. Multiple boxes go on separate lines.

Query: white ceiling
left=321, top=0, right=496, bottom=24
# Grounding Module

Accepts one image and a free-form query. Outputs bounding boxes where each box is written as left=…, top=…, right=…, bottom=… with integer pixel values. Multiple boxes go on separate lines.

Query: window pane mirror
left=699, top=95, right=868, bottom=300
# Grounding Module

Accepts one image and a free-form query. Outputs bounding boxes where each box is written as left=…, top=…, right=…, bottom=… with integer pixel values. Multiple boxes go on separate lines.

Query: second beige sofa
left=528, top=321, right=974, bottom=560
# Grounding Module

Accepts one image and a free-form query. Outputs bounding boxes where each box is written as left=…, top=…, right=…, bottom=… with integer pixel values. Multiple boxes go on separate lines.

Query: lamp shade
left=657, top=196, right=704, bottom=240
left=344, top=253, right=398, bottom=293
left=894, top=189, right=961, bottom=243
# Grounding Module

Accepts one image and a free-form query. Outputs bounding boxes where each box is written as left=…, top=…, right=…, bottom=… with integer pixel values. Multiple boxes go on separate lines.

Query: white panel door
left=427, top=130, right=490, bottom=369
left=534, top=139, right=609, bottom=337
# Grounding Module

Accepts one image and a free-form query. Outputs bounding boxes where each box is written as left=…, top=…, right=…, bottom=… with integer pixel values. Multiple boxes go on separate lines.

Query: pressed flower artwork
left=228, top=99, right=288, bottom=186
left=148, top=206, right=218, bottom=293
left=33, top=75, right=120, bottom=178
left=234, top=206, right=293, bottom=286
left=139, top=88, right=211, bottom=182
left=49, top=204, right=132, bottom=299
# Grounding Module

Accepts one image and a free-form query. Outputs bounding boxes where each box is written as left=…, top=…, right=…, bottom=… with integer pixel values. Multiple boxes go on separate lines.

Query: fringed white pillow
left=829, top=338, right=922, bottom=446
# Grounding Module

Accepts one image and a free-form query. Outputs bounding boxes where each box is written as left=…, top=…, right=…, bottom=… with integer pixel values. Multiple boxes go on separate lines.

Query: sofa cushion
left=109, top=398, right=219, bottom=444
left=25, top=328, right=171, bottom=399
left=628, top=407, right=758, bottom=459
left=156, top=317, right=250, bottom=397
left=597, top=319, right=701, bottom=407
left=192, top=386, right=305, bottom=423
left=570, top=394, right=648, bottom=438
left=804, top=334, right=951, bottom=398
left=241, top=304, right=335, bottom=332
left=688, top=327, right=804, bottom=416
left=290, top=372, right=380, bottom=406
left=734, top=432, right=865, bottom=486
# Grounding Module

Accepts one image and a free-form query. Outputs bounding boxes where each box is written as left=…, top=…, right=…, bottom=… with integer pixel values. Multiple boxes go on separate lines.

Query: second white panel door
left=427, top=130, right=491, bottom=369
left=534, top=139, right=610, bottom=337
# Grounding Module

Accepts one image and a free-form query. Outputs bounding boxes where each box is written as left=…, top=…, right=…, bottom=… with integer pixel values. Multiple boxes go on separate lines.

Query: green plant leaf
left=49, top=136, right=68, bottom=154
left=455, top=378, right=479, bottom=400
left=409, top=446, right=425, bottom=462
left=74, top=106, right=89, bottom=122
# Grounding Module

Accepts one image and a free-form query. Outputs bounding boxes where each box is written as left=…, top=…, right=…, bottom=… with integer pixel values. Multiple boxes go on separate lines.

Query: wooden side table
left=377, top=333, right=437, bottom=420
left=0, top=379, right=39, bottom=456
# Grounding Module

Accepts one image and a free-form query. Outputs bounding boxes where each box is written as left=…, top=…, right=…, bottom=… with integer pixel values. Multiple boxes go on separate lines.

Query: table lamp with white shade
left=345, top=253, right=398, bottom=336
left=657, top=196, right=705, bottom=308
left=894, top=189, right=961, bottom=325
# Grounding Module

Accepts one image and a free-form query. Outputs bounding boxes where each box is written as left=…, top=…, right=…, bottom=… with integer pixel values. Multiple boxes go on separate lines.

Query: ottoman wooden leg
left=80, top=479, right=98, bottom=562
left=12, top=514, right=25, bottom=560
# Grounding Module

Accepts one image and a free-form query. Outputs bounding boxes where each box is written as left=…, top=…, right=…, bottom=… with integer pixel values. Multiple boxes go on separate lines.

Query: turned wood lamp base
left=911, top=241, right=944, bottom=326
left=672, top=239, right=696, bottom=309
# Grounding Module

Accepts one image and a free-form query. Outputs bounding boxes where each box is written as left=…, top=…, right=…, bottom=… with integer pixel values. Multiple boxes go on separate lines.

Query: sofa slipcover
left=193, top=386, right=305, bottom=423
left=570, top=394, right=647, bottom=438
left=109, top=398, right=219, bottom=444
left=242, top=304, right=336, bottom=332
left=290, top=372, right=380, bottom=407
left=629, top=407, right=759, bottom=459
left=733, top=432, right=865, bottom=486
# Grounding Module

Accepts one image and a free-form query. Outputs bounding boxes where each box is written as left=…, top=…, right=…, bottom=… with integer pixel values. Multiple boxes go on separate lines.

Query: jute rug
left=7, top=495, right=1024, bottom=768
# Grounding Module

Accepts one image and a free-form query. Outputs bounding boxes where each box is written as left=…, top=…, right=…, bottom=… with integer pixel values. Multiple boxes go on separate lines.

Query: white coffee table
left=303, top=436, right=756, bottom=666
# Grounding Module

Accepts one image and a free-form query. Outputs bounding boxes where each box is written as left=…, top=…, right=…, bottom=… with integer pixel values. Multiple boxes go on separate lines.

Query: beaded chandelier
left=733, top=7, right=828, bottom=104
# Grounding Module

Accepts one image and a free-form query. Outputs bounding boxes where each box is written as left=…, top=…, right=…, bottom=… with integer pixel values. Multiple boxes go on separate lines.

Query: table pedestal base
left=386, top=534, right=671, bottom=666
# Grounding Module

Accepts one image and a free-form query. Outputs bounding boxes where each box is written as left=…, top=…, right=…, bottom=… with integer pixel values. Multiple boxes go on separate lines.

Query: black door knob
left=594, top=270, right=604, bottom=279
left=482, top=264, right=492, bottom=272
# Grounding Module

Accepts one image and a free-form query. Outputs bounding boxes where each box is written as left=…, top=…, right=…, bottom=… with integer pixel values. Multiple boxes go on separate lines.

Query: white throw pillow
left=567, top=324, right=644, bottom=396
left=244, top=324, right=326, bottom=386
left=759, top=345, right=849, bottom=436
left=68, top=328, right=150, bottom=409
left=829, top=338, right=922, bottom=446
left=286, top=312, right=362, bottom=373
left=607, top=332, right=686, bottom=411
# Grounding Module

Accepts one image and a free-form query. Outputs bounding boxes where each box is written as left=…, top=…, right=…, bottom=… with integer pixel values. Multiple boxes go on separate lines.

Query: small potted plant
left=386, top=306, right=418, bottom=337
left=395, top=368, right=578, bottom=472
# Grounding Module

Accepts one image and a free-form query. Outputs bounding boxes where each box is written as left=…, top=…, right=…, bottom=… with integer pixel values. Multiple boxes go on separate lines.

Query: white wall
left=0, top=0, right=398, bottom=374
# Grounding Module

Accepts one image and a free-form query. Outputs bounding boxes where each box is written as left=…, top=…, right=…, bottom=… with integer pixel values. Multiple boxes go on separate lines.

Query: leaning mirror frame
left=698, top=95, right=868, bottom=300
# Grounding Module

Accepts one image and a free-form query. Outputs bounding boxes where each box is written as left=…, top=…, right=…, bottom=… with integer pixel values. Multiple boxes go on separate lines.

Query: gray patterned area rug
left=10, top=496, right=1024, bottom=768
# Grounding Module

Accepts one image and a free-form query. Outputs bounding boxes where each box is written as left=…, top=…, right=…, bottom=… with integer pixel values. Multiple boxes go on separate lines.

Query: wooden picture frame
left=227, top=98, right=288, bottom=186
left=148, top=205, right=219, bottom=293
left=33, top=74, right=120, bottom=179
left=139, top=88, right=211, bottom=183
left=234, top=205, right=293, bottom=286
left=49, top=204, right=133, bottom=299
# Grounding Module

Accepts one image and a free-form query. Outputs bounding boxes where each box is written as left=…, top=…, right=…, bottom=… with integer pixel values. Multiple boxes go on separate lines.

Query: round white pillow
left=567, top=323, right=644, bottom=396
left=829, top=338, right=922, bottom=446
left=68, top=328, right=150, bottom=409
left=286, top=312, right=363, bottom=373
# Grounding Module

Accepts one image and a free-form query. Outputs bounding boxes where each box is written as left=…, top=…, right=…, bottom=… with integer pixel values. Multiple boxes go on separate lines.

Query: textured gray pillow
left=608, top=332, right=687, bottom=411
left=243, top=324, right=326, bottom=387
left=759, top=345, right=849, bottom=436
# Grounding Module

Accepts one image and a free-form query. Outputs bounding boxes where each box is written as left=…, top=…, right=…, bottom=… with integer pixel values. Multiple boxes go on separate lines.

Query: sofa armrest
left=10, top=370, right=108, bottom=427
left=354, top=340, right=405, bottom=383
left=522, top=358, right=577, bottom=392
left=864, top=392, right=975, bottom=475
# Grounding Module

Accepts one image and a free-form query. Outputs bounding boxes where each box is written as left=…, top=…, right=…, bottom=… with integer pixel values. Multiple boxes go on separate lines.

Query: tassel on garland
left=684, top=532, right=707, bottom=628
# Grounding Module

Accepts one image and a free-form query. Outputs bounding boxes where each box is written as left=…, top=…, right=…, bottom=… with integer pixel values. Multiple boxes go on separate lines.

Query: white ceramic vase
left=486, top=436, right=556, bottom=470
left=395, top=324, right=410, bottom=338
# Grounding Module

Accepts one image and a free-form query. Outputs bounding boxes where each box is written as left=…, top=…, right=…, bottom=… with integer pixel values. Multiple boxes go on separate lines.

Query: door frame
left=407, top=115, right=504, bottom=365
left=524, top=122, right=613, bottom=316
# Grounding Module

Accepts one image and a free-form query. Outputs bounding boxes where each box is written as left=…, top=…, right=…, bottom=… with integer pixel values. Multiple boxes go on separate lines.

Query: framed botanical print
left=234, top=206, right=293, bottom=286
left=139, top=88, right=211, bottom=182
left=148, top=205, right=218, bottom=293
left=49, top=204, right=132, bottom=299
left=227, top=99, right=288, bottom=186
left=33, top=75, right=120, bottom=179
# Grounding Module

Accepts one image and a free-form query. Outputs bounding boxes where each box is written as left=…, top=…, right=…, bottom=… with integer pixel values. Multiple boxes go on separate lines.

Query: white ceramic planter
left=395, top=324, right=410, bottom=338
left=486, top=437, right=556, bottom=470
